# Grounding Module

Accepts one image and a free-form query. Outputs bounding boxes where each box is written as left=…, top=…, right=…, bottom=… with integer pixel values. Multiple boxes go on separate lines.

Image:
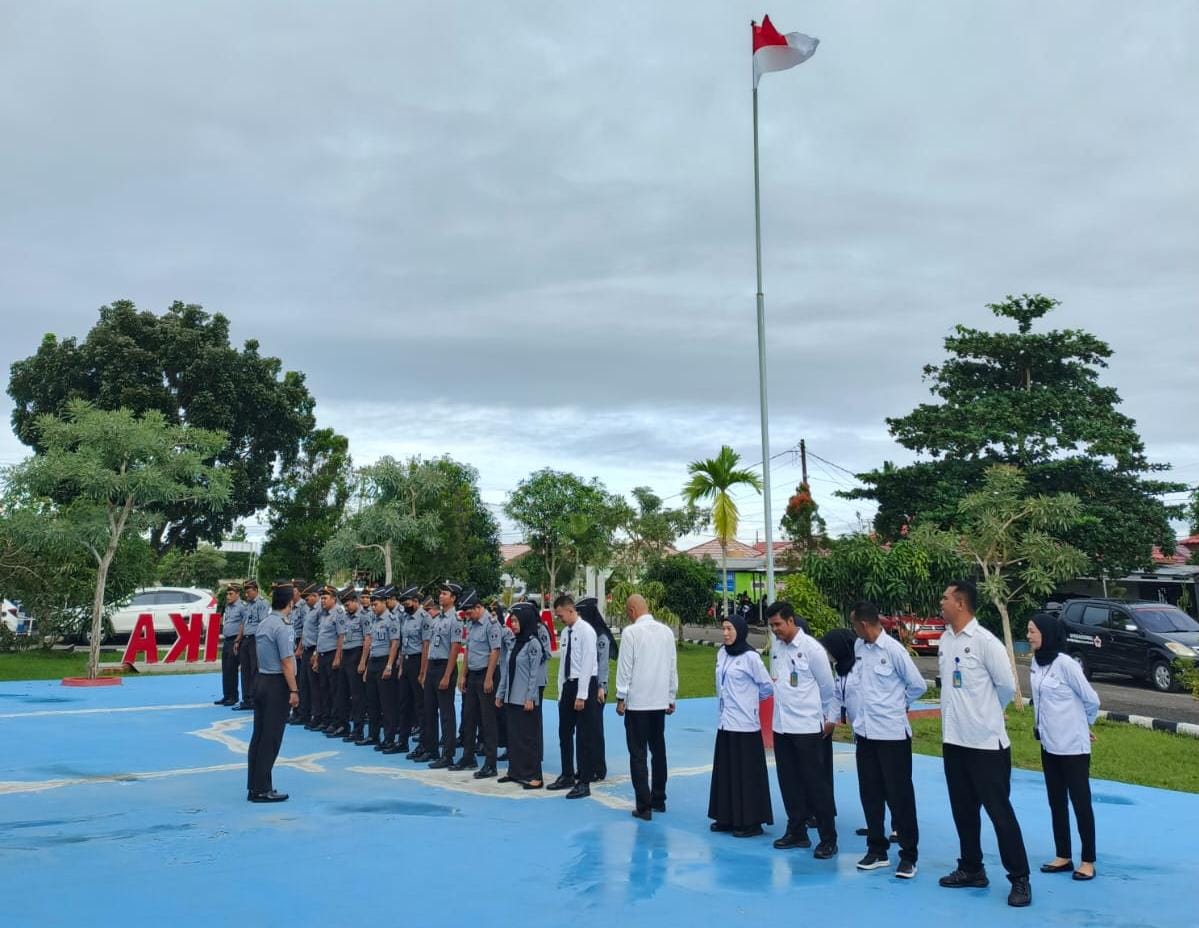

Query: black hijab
left=723, top=615, right=752, bottom=657
left=576, top=596, right=618, bottom=658
left=508, top=602, right=540, bottom=683
left=820, top=628, right=858, bottom=678
left=1031, top=611, right=1066, bottom=667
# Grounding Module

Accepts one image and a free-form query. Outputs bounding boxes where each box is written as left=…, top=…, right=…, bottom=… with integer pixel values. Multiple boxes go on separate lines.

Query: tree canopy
left=8, top=300, right=315, bottom=552
left=845, top=295, right=1181, bottom=575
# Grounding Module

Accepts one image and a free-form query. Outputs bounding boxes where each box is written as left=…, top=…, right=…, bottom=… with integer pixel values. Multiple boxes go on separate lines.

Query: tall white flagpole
left=752, top=79, right=776, bottom=607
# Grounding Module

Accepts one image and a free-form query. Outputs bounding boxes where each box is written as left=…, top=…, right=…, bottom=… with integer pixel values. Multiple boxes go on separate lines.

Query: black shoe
left=545, top=776, right=574, bottom=791
left=428, top=757, right=452, bottom=770
left=733, top=825, right=764, bottom=838
left=939, top=868, right=989, bottom=889
left=232, top=702, right=254, bottom=711
left=1008, top=876, right=1032, bottom=907
left=804, top=816, right=818, bottom=829
left=405, top=748, right=424, bottom=760
left=896, top=861, right=917, bottom=880
left=449, top=760, right=478, bottom=772
left=395, top=741, right=410, bottom=754
left=855, top=827, right=869, bottom=837
left=813, top=842, right=838, bottom=860
left=631, top=808, right=652, bottom=821
left=474, top=765, right=497, bottom=779
left=651, top=801, right=666, bottom=814
left=857, top=852, right=890, bottom=871
left=381, top=742, right=404, bottom=755
left=773, top=832, right=811, bottom=850
left=287, top=716, right=304, bottom=726
left=354, top=736, right=376, bottom=747
left=214, top=697, right=231, bottom=705
left=1072, top=869, right=1095, bottom=882
left=326, top=728, right=347, bottom=739
left=565, top=784, right=591, bottom=799
left=592, top=772, right=606, bottom=782
left=303, top=722, right=322, bottom=731
left=412, top=751, right=435, bottom=763
left=249, top=790, right=289, bottom=803
left=374, top=740, right=391, bottom=752
left=1040, top=860, right=1074, bottom=874
left=711, top=822, right=733, bottom=833
left=498, top=775, right=514, bottom=784
left=520, top=780, right=543, bottom=790
left=341, top=727, right=360, bottom=742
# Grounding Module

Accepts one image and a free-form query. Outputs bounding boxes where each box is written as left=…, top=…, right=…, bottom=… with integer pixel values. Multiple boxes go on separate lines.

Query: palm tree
left=682, top=445, right=762, bottom=619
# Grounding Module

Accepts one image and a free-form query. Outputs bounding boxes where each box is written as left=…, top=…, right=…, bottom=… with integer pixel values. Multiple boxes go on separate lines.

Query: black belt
left=343, top=645, right=363, bottom=652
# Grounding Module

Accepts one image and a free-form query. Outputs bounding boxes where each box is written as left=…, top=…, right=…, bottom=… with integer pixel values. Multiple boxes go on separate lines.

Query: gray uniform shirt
left=464, top=616, right=503, bottom=671
left=498, top=636, right=543, bottom=705
left=242, top=596, right=270, bottom=635
left=316, top=605, right=343, bottom=654
left=368, top=610, right=400, bottom=659
left=256, top=611, right=296, bottom=675
left=427, top=609, right=460, bottom=660
left=536, top=621, right=551, bottom=687
left=401, top=609, right=425, bottom=656
left=337, top=607, right=368, bottom=649
left=222, top=600, right=246, bottom=638
left=302, top=603, right=321, bottom=648
left=291, top=601, right=307, bottom=641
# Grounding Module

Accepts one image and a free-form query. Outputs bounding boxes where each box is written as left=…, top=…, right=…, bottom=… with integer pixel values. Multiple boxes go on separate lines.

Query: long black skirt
left=708, top=729, right=773, bottom=828
left=505, top=702, right=543, bottom=783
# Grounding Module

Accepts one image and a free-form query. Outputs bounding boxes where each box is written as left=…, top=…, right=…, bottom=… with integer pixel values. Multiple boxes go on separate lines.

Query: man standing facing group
left=233, top=579, right=268, bottom=711
left=215, top=583, right=245, bottom=706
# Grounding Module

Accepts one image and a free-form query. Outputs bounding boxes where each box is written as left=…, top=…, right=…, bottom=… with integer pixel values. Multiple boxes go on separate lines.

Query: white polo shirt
left=938, top=618, right=1016, bottom=750
left=769, top=629, right=835, bottom=735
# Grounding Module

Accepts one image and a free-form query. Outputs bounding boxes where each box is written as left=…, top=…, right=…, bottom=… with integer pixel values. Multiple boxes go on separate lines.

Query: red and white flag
left=752, top=15, right=819, bottom=87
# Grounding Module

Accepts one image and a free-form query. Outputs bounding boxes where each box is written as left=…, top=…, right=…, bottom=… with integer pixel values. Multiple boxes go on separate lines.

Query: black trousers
left=423, top=659, right=457, bottom=759
left=340, top=647, right=365, bottom=728
left=1042, top=749, right=1096, bottom=863
left=558, top=677, right=599, bottom=781
left=624, top=709, right=667, bottom=812
left=398, top=654, right=422, bottom=747
left=221, top=636, right=240, bottom=701
left=773, top=731, right=837, bottom=843
left=943, top=743, right=1030, bottom=879
left=365, top=656, right=389, bottom=739
left=506, top=702, right=543, bottom=783
left=460, top=669, right=499, bottom=765
left=238, top=635, right=258, bottom=706
left=594, top=699, right=607, bottom=778
left=856, top=735, right=918, bottom=862
left=247, top=673, right=289, bottom=795
left=315, top=650, right=341, bottom=725
left=298, top=645, right=315, bottom=722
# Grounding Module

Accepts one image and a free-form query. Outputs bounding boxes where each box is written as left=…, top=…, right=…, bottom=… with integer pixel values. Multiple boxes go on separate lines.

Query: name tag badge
left=789, top=670, right=799, bottom=687
left=952, top=669, right=963, bottom=688
left=434, top=635, right=442, bottom=647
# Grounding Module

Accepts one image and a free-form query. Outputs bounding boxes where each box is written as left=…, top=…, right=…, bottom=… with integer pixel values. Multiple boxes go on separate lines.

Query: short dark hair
left=271, top=586, right=293, bottom=610
left=553, top=593, right=575, bottom=610
left=948, top=580, right=978, bottom=613
left=765, top=600, right=795, bottom=622
left=850, top=600, right=880, bottom=624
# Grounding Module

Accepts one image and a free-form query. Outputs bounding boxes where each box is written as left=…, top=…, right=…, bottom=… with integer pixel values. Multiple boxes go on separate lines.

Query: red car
left=880, top=614, right=945, bottom=654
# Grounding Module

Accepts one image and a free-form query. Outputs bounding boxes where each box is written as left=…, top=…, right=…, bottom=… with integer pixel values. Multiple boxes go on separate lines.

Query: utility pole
left=800, top=438, right=809, bottom=485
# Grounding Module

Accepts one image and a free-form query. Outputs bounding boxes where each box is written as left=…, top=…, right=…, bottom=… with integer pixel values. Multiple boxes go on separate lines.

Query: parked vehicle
left=880, top=613, right=945, bottom=654
left=1052, top=598, right=1199, bottom=692
left=108, top=587, right=218, bottom=638
left=1, top=599, right=33, bottom=635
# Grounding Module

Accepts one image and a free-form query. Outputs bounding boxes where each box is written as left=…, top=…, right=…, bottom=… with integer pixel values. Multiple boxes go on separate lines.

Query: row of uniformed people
left=213, top=579, right=271, bottom=709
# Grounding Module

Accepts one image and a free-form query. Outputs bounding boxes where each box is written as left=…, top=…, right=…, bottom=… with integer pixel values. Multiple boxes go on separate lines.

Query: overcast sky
left=2, top=1, right=1197, bottom=547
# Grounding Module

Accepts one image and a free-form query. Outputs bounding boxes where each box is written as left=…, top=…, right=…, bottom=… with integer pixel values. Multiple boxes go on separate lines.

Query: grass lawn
left=0, top=648, right=179, bottom=681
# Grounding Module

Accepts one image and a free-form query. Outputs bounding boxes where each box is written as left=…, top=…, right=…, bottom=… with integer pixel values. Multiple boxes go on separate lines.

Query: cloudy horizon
left=2, top=1, right=1196, bottom=549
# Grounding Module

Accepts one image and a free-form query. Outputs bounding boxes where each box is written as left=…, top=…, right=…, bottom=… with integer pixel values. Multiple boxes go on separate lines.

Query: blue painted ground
left=0, top=675, right=1194, bottom=928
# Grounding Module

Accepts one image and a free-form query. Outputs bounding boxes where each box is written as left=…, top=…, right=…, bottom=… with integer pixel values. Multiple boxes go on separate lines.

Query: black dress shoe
left=651, top=802, right=666, bottom=814
left=710, top=822, right=733, bottom=833
left=565, top=784, right=591, bottom=799
left=813, top=841, right=838, bottom=859
left=232, top=703, right=254, bottom=711
left=428, top=757, right=452, bottom=769
left=287, top=717, right=304, bottom=726
left=1008, top=876, right=1032, bottom=907
left=405, top=748, right=424, bottom=760
left=631, top=808, right=652, bottom=821
left=249, top=790, right=289, bottom=803
left=939, top=868, right=989, bottom=889
left=325, top=726, right=348, bottom=739
left=381, top=743, right=404, bottom=755
left=374, top=740, right=390, bottom=752
left=773, top=832, right=811, bottom=849
left=733, top=825, right=764, bottom=838
left=1040, top=860, right=1074, bottom=874
left=449, top=760, right=478, bottom=772
left=473, top=765, right=497, bottom=779
left=497, top=775, right=514, bottom=784
left=520, top=780, right=544, bottom=790
left=855, top=827, right=869, bottom=837
left=214, top=698, right=230, bottom=705
left=1072, top=869, right=1095, bottom=882
left=545, top=776, right=574, bottom=791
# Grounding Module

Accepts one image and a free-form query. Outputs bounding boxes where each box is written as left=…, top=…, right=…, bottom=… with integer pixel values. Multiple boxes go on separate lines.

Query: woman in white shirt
left=708, top=616, right=775, bottom=838
left=1028, top=612, right=1101, bottom=881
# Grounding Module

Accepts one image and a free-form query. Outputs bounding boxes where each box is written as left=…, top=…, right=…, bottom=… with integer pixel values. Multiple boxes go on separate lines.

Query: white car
left=109, top=586, right=218, bottom=637
left=2, top=599, right=32, bottom=635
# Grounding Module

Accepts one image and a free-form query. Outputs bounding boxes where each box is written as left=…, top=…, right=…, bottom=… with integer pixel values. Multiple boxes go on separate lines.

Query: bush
left=643, top=554, right=717, bottom=625
left=607, top=579, right=683, bottom=642
left=776, top=573, right=842, bottom=638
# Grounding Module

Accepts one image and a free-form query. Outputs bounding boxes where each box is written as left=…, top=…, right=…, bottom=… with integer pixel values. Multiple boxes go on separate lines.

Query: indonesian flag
left=752, top=15, right=819, bottom=87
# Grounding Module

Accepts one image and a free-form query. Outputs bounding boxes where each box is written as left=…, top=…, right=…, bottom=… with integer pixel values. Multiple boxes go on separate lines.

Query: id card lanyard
left=952, top=656, right=962, bottom=689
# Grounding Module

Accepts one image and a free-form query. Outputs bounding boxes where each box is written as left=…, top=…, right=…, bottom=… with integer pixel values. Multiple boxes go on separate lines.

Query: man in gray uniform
left=313, top=584, right=345, bottom=736
left=234, top=579, right=268, bottom=711
left=337, top=587, right=370, bottom=744
left=286, top=579, right=308, bottom=724
left=297, top=583, right=322, bottom=729
left=215, top=583, right=245, bottom=706
left=364, top=587, right=400, bottom=750
left=247, top=582, right=300, bottom=803
left=393, top=585, right=426, bottom=757
left=452, top=588, right=503, bottom=777
left=424, top=581, right=464, bottom=769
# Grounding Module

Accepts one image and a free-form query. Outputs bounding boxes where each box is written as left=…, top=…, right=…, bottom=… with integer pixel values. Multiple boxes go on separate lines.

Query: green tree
left=682, top=445, right=762, bottom=618
left=8, top=300, right=315, bottom=552
left=156, top=543, right=227, bottom=590
left=508, top=550, right=577, bottom=599
left=607, top=579, right=683, bottom=641
left=921, top=465, right=1089, bottom=707
left=614, top=487, right=705, bottom=578
left=505, top=469, right=624, bottom=597
left=643, top=554, right=717, bottom=625
left=776, top=573, right=842, bottom=639
left=844, top=295, right=1182, bottom=577
left=257, top=428, right=353, bottom=583
left=7, top=401, right=230, bottom=677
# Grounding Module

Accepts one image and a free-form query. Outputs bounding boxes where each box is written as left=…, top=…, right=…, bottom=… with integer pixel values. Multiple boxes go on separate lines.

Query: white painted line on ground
left=0, top=703, right=212, bottom=720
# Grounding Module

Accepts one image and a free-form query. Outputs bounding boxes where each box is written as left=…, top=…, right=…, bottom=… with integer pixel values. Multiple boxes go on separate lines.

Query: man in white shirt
left=616, top=594, right=678, bottom=821
left=937, top=581, right=1031, bottom=908
left=548, top=594, right=599, bottom=799
left=848, top=600, right=928, bottom=878
left=765, top=601, right=838, bottom=859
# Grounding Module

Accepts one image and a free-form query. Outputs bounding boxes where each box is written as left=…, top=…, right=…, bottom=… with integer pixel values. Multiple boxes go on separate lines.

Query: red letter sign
left=121, top=615, right=159, bottom=664
left=163, top=614, right=204, bottom=663
left=204, top=613, right=222, bottom=662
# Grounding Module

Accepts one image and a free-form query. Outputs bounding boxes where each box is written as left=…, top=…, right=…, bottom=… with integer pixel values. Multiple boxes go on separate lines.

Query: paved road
left=682, top=624, right=1199, bottom=725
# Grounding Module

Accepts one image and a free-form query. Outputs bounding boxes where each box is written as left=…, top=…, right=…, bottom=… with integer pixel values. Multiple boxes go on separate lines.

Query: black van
left=1053, top=598, right=1199, bottom=692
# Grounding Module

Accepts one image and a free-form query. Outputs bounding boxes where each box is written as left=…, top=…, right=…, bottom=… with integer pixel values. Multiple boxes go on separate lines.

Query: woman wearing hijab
left=709, top=615, right=775, bottom=837
left=496, top=602, right=545, bottom=789
left=576, top=596, right=617, bottom=781
left=819, top=628, right=858, bottom=820
left=1028, top=612, right=1100, bottom=881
